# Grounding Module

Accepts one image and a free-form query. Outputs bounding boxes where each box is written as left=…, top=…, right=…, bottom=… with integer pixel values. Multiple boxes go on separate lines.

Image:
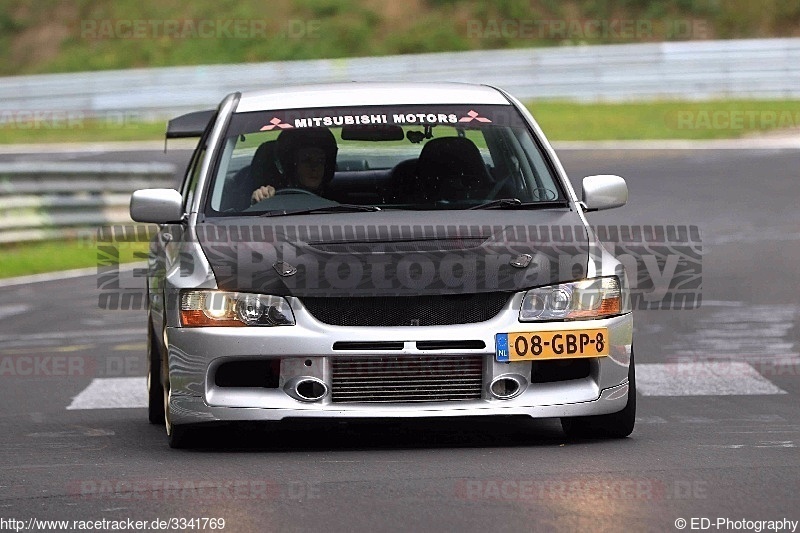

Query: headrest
left=417, top=137, right=487, bottom=179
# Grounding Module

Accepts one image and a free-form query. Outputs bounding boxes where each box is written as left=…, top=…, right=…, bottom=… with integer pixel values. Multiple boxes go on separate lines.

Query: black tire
left=147, top=318, right=165, bottom=425
left=561, top=352, right=636, bottom=439
left=167, top=422, right=199, bottom=449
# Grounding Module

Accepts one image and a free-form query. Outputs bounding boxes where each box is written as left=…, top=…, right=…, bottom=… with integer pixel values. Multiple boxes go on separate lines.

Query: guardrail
left=0, top=38, right=799, bottom=120
left=0, top=162, right=175, bottom=243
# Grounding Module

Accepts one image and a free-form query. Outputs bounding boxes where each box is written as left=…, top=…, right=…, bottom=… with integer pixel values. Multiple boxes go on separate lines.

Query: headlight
left=519, top=276, right=622, bottom=322
left=180, top=290, right=295, bottom=327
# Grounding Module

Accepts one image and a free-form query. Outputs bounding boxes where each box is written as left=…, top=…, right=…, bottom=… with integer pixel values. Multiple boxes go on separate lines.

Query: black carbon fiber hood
left=196, top=210, right=588, bottom=297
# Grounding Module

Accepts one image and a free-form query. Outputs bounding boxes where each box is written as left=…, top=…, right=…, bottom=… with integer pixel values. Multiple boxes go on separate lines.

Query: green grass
left=0, top=120, right=167, bottom=144
left=527, top=99, right=800, bottom=140
left=3, top=0, right=800, bottom=76
left=1, top=99, right=797, bottom=145
left=0, top=239, right=150, bottom=279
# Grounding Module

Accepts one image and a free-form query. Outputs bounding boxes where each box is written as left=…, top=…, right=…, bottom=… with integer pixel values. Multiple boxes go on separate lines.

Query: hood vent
left=306, top=237, right=487, bottom=254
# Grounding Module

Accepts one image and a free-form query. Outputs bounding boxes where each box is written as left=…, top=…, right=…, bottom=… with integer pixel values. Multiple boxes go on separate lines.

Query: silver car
left=131, top=82, right=634, bottom=448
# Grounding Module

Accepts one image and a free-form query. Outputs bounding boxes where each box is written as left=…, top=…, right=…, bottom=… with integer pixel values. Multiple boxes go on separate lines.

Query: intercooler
left=330, top=355, right=484, bottom=403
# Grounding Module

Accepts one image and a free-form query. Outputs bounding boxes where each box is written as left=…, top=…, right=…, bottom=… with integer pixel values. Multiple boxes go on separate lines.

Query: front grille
left=302, top=293, right=511, bottom=326
left=331, top=355, right=484, bottom=403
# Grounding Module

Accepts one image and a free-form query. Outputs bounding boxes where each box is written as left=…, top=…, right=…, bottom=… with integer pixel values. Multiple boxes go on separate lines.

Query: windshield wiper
left=260, top=204, right=381, bottom=217
left=469, top=198, right=569, bottom=210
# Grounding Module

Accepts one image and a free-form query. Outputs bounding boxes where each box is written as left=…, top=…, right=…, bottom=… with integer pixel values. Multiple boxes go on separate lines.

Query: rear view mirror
left=582, top=175, right=628, bottom=211
left=341, top=124, right=404, bottom=141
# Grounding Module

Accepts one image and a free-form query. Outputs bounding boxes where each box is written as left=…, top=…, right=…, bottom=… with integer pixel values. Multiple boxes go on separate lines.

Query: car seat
left=219, top=140, right=280, bottom=211
left=413, top=137, right=494, bottom=204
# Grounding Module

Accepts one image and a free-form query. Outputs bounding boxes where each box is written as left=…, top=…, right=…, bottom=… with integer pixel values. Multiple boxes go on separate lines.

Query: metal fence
left=0, top=162, right=174, bottom=243
left=1, top=38, right=799, bottom=121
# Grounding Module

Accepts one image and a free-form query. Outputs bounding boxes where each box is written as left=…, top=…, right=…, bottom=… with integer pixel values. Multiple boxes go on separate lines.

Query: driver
left=251, top=127, right=338, bottom=204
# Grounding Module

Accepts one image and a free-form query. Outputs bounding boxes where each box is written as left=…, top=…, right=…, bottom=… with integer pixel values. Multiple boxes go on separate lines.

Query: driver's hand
left=251, top=185, right=276, bottom=204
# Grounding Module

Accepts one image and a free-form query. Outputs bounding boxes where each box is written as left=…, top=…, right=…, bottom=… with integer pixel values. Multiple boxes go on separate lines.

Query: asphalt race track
left=1, top=146, right=798, bottom=532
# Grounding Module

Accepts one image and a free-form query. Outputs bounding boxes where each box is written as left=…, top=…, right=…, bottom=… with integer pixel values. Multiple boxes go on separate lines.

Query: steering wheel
left=274, top=188, right=317, bottom=196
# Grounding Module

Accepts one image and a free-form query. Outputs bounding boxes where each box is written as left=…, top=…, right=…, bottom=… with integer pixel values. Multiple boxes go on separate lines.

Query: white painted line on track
left=0, top=267, right=99, bottom=288
left=664, top=304, right=799, bottom=362
left=0, top=328, right=144, bottom=344
left=0, top=304, right=31, bottom=320
left=0, top=262, right=147, bottom=289
left=637, top=362, right=787, bottom=396
left=554, top=138, right=800, bottom=150
left=67, top=377, right=147, bottom=410
left=706, top=232, right=800, bottom=245
left=699, top=301, right=745, bottom=307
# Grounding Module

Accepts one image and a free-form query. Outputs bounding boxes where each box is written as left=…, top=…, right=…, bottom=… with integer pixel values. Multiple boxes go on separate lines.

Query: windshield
left=205, top=104, right=565, bottom=215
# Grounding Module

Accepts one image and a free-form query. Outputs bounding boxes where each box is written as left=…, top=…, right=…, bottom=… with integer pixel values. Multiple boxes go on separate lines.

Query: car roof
left=235, top=82, right=510, bottom=112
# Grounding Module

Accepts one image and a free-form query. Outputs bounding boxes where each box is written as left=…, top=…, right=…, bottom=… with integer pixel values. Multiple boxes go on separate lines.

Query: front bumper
left=165, top=294, right=633, bottom=426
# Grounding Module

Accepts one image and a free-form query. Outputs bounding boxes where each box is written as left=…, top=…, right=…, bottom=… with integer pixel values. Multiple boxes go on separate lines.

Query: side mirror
left=582, top=175, right=628, bottom=211
left=130, top=189, right=184, bottom=223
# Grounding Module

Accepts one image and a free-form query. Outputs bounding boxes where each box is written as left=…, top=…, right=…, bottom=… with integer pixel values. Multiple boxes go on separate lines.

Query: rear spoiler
left=165, top=109, right=216, bottom=139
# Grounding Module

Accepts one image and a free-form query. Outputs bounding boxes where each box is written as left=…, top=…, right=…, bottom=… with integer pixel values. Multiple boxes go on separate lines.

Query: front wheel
left=561, top=351, right=636, bottom=439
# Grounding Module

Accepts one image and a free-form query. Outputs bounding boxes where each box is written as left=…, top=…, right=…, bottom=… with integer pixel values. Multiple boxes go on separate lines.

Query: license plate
left=496, top=328, right=609, bottom=362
